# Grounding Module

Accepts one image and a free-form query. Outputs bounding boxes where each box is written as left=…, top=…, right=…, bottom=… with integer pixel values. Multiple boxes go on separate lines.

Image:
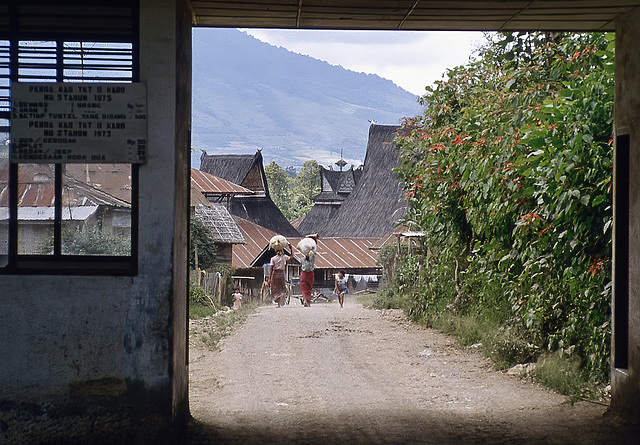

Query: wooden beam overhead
left=190, top=0, right=640, bottom=31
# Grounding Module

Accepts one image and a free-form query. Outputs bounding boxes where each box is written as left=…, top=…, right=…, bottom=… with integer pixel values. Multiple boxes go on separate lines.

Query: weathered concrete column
left=613, top=8, right=640, bottom=419
left=137, top=0, right=191, bottom=425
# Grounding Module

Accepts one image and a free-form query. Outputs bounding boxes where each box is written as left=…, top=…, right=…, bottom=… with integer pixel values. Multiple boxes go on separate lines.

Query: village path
left=187, top=300, right=631, bottom=445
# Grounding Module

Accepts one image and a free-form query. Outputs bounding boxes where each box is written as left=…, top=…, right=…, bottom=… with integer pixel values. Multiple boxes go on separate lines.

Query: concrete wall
left=0, top=0, right=190, bottom=424
left=612, top=8, right=640, bottom=419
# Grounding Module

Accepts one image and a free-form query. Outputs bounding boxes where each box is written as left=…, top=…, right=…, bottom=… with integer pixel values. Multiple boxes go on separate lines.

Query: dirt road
left=188, top=300, right=634, bottom=444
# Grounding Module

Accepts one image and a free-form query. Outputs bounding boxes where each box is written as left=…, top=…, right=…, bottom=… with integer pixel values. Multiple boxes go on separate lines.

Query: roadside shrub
left=392, top=31, right=613, bottom=384
left=189, top=278, right=218, bottom=319
left=190, top=217, right=217, bottom=270
left=189, top=278, right=209, bottom=305
left=533, top=352, right=585, bottom=397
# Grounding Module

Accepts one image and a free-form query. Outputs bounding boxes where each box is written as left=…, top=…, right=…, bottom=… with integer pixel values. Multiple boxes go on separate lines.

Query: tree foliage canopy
left=190, top=217, right=217, bottom=270
left=394, top=32, right=614, bottom=381
left=266, top=160, right=321, bottom=220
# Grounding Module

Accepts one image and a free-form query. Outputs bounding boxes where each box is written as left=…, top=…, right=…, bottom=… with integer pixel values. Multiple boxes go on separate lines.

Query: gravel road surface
left=188, top=300, right=636, bottom=444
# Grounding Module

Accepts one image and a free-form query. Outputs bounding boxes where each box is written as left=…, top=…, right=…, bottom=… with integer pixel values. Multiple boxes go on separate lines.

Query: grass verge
left=190, top=300, right=261, bottom=351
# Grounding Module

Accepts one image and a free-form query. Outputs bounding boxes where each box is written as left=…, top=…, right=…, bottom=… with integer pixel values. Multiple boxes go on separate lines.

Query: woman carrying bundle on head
left=269, top=235, right=290, bottom=307
left=297, top=234, right=318, bottom=307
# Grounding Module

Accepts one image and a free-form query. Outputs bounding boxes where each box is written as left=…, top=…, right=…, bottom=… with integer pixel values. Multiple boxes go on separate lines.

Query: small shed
left=194, top=204, right=245, bottom=265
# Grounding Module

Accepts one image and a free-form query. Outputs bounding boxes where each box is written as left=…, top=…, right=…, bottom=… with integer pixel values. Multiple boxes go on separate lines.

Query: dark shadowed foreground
left=188, top=301, right=639, bottom=445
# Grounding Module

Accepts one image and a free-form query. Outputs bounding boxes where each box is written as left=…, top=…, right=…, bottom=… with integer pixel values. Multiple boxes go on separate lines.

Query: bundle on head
left=269, top=235, right=288, bottom=252
left=297, top=237, right=317, bottom=258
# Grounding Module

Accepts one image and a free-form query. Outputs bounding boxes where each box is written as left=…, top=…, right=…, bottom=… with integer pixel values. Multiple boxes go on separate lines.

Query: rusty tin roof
left=191, top=168, right=253, bottom=196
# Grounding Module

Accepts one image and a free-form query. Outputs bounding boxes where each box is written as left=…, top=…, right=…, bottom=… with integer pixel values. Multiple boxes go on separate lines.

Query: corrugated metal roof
left=0, top=164, right=131, bottom=207
left=0, top=206, right=98, bottom=221
left=191, top=168, right=253, bottom=195
left=65, top=164, right=132, bottom=204
left=290, top=215, right=304, bottom=229
left=290, top=237, right=380, bottom=269
left=232, top=224, right=381, bottom=270
left=232, top=216, right=278, bottom=269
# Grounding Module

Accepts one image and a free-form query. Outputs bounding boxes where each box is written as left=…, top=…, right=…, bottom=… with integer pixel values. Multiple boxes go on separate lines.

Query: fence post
left=216, top=271, right=223, bottom=306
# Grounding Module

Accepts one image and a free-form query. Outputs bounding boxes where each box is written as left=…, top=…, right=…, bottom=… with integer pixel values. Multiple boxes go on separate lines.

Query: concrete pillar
left=612, top=8, right=640, bottom=419
left=138, top=0, right=191, bottom=425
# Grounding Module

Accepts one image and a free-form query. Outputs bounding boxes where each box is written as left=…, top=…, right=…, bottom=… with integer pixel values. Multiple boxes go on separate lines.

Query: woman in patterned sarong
left=300, top=255, right=315, bottom=307
left=297, top=234, right=318, bottom=307
left=269, top=248, right=289, bottom=307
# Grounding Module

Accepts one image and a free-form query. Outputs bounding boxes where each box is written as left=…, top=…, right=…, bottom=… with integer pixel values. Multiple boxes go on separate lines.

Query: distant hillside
left=191, top=29, right=422, bottom=169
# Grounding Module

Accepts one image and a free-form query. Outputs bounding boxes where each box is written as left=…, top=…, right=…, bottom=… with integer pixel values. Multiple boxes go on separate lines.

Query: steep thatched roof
left=199, top=150, right=298, bottom=236
left=195, top=204, right=245, bottom=244
left=314, top=166, right=361, bottom=202
left=199, top=150, right=268, bottom=195
left=297, top=165, right=363, bottom=234
left=296, top=202, right=341, bottom=236
left=229, top=197, right=300, bottom=237
left=319, top=124, right=407, bottom=238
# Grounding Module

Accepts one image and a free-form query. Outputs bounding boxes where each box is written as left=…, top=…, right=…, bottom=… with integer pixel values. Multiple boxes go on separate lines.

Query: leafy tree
left=289, top=160, right=321, bottom=218
left=190, top=217, right=217, bottom=270
left=394, top=32, right=613, bottom=381
left=294, top=160, right=321, bottom=199
left=265, top=161, right=293, bottom=218
left=266, top=159, right=321, bottom=220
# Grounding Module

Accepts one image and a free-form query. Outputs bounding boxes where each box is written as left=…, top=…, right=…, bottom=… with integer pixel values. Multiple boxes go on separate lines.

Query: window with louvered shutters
left=0, top=0, right=140, bottom=274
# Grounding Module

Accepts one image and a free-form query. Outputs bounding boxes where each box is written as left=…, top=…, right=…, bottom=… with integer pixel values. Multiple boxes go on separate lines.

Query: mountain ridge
left=191, top=29, right=422, bottom=169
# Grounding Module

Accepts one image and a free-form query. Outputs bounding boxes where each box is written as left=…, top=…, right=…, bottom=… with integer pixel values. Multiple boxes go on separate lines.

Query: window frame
left=1, top=0, right=140, bottom=275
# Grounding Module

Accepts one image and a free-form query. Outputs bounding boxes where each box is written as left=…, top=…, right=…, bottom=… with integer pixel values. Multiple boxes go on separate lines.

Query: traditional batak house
left=290, top=123, right=409, bottom=293
left=199, top=150, right=299, bottom=237
left=297, top=123, right=406, bottom=238
left=296, top=163, right=362, bottom=236
left=318, top=123, right=407, bottom=238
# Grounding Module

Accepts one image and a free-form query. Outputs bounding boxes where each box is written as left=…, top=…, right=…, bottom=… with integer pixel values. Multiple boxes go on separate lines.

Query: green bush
left=189, top=278, right=218, bottom=319
left=392, top=32, right=613, bottom=384
left=189, top=278, right=209, bottom=305
left=533, top=352, right=586, bottom=398
left=190, top=217, right=217, bottom=270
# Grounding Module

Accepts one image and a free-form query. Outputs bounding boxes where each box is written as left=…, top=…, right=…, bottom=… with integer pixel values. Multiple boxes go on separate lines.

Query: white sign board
left=10, top=83, right=147, bottom=163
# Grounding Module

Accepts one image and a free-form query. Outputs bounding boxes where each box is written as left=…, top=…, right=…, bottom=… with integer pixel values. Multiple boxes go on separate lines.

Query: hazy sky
left=242, top=29, right=486, bottom=96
